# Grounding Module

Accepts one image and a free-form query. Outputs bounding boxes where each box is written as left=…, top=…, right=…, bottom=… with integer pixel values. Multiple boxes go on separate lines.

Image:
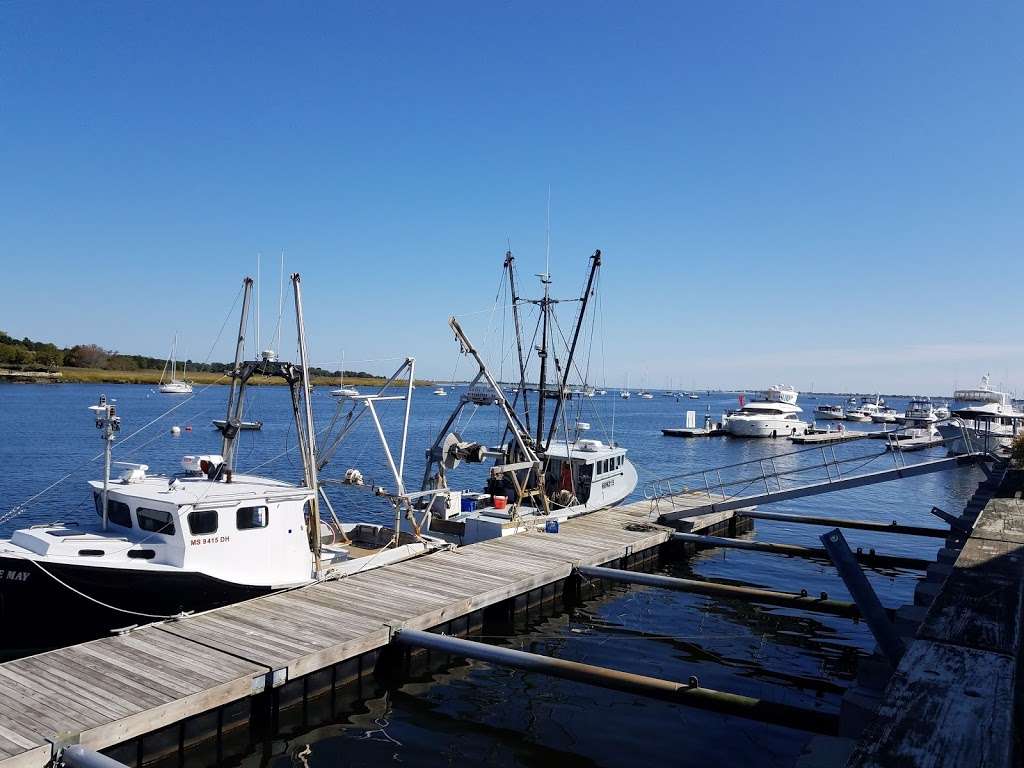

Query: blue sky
left=2, top=2, right=1021, bottom=394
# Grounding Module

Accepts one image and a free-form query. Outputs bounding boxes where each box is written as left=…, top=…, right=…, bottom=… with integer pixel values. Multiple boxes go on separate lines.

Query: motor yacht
left=724, top=385, right=809, bottom=437
left=814, top=403, right=845, bottom=420
left=938, top=391, right=1024, bottom=455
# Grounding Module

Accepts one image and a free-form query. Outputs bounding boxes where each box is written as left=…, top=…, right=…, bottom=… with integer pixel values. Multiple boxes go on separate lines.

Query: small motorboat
left=212, top=419, right=263, bottom=431
left=433, top=387, right=448, bottom=396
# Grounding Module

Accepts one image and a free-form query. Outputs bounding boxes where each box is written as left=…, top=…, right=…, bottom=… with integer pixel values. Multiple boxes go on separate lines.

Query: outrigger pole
left=544, top=249, right=601, bottom=450
left=216, top=273, right=323, bottom=575
left=504, top=251, right=531, bottom=436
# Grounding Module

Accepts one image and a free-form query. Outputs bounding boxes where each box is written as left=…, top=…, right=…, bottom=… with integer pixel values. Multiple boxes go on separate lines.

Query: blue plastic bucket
left=544, top=520, right=559, bottom=534
left=461, top=497, right=477, bottom=513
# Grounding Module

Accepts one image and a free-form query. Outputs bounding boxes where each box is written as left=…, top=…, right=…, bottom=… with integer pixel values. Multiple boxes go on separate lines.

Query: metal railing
left=644, top=419, right=982, bottom=513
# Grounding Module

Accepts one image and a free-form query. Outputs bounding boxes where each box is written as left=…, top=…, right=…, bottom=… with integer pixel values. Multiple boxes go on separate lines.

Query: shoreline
left=1, top=367, right=432, bottom=388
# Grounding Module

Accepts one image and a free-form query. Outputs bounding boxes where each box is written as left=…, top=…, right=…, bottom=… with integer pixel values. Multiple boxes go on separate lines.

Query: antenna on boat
left=89, top=394, right=120, bottom=531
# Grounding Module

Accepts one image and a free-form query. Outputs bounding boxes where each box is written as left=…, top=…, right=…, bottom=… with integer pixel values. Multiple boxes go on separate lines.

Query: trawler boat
left=158, top=334, right=192, bottom=395
left=938, top=391, right=1024, bottom=455
left=0, top=276, right=441, bottom=652
left=418, top=250, right=637, bottom=545
left=898, top=398, right=937, bottom=424
left=724, top=385, right=809, bottom=437
left=814, top=403, right=845, bottom=420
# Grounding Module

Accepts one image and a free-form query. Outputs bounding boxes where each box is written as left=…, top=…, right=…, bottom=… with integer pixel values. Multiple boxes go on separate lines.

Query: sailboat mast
left=504, top=251, right=531, bottom=436
left=545, top=250, right=601, bottom=449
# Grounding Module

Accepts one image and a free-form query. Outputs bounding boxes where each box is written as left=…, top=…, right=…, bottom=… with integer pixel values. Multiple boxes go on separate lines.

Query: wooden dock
left=846, top=468, right=1023, bottom=767
left=0, top=500, right=734, bottom=768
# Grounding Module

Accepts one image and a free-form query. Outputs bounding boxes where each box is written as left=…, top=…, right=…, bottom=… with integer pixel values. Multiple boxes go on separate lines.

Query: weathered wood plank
left=847, top=641, right=1014, bottom=768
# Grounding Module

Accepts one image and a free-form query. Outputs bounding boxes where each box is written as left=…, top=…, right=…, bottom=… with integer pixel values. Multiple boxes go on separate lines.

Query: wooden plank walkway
left=0, top=500, right=730, bottom=768
left=847, top=470, right=1024, bottom=768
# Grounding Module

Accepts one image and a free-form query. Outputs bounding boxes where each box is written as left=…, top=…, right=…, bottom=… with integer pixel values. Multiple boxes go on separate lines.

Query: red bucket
left=492, top=495, right=507, bottom=510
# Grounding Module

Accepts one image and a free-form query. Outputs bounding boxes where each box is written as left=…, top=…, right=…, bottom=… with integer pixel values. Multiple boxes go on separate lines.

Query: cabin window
left=188, top=510, right=218, bottom=535
left=78, top=549, right=104, bottom=557
left=137, top=508, right=175, bottom=535
left=127, top=549, right=156, bottom=559
left=237, top=505, right=269, bottom=530
left=92, top=492, right=132, bottom=528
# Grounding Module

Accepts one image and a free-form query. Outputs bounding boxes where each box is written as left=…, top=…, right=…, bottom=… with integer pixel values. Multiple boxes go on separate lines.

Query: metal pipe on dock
left=740, top=510, right=951, bottom=538
left=58, top=745, right=131, bottom=768
left=392, top=627, right=838, bottom=735
left=671, top=532, right=932, bottom=570
left=575, top=564, right=862, bottom=618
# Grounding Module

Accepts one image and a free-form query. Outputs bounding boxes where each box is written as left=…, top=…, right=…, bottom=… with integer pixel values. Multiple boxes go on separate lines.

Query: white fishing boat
left=158, top=334, right=193, bottom=395
left=814, top=403, right=845, bottom=420
left=0, top=275, right=443, bottom=653
left=724, top=385, right=809, bottom=437
left=418, top=250, right=637, bottom=544
left=938, top=390, right=1024, bottom=455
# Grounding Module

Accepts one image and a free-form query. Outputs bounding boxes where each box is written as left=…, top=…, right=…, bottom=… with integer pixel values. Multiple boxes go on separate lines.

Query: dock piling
left=819, top=529, right=905, bottom=666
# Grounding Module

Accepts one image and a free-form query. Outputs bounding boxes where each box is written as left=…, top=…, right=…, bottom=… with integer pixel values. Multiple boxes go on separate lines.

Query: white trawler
left=724, top=386, right=809, bottom=437
left=415, top=250, right=637, bottom=545
left=0, top=275, right=441, bottom=653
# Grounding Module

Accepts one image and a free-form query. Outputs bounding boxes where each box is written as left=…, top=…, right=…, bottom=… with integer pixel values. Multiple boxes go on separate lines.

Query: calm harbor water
left=0, top=383, right=981, bottom=766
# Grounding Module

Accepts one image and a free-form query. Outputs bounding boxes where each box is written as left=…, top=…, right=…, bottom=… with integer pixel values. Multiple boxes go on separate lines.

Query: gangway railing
left=645, top=420, right=990, bottom=521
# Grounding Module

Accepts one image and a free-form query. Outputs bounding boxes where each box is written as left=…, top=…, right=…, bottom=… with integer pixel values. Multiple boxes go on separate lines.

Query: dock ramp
left=647, top=433, right=989, bottom=522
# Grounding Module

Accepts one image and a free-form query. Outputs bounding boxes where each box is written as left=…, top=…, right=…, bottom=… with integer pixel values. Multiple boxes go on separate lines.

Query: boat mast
left=292, top=273, right=322, bottom=572
left=91, top=394, right=120, bottom=531
left=221, top=277, right=254, bottom=468
left=545, top=250, right=601, bottom=450
left=504, top=251, right=531, bottom=435
left=535, top=271, right=551, bottom=447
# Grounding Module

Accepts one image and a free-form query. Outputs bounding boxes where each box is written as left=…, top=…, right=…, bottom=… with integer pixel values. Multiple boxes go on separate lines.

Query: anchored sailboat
left=158, top=333, right=192, bottom=394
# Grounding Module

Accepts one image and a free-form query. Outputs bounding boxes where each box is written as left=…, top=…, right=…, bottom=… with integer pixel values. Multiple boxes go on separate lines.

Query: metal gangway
left=645, top=421, right=992, bottom=522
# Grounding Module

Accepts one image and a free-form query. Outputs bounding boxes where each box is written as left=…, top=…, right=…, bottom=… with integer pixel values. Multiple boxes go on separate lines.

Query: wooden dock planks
left=848, top=474, right=1024, bottom=768
left=0, top=502, right=726, bottom=768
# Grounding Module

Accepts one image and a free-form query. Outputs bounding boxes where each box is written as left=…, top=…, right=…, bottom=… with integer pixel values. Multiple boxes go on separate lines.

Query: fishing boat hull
left=0, top=555, right=272, bottom=656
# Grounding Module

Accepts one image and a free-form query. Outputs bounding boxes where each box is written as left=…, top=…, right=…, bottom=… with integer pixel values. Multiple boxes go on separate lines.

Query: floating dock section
left=0, top=501, right=738, bottom=768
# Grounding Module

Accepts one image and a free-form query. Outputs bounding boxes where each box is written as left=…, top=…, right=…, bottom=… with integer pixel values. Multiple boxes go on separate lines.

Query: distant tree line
left=0, top=331, right=376, bottom=378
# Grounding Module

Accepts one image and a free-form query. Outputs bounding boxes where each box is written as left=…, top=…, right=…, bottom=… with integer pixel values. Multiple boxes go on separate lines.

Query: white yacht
left=938, top=391, right=1024, bottom=455
left=846, top=396, right=883, bottom=422
left=870, top=406, right=899, bottom=424
left=814, top=403, right=845, bottom=420
left=433, top=387, right=448, bottom=396
left=0, top=275, right=441, bottom=653
left=898, top=398, right=937, bottom=425
left=724, top=385, right=809, bottom=437
left=419, top=250, right=637, bottom=544
left=620, top=390, right=631, bottom=399
left=158, top=334, right=193, bottom=395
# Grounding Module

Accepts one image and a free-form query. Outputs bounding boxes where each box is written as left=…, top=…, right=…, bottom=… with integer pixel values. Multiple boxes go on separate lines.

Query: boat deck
left=0, top=500, right=733, bottom=768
